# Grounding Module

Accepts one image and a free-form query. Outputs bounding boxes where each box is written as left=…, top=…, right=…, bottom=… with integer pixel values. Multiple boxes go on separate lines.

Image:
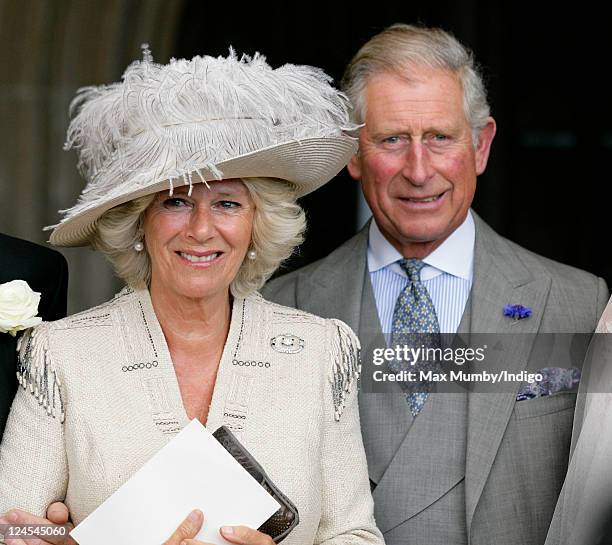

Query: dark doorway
left=174, top=2, right=610, bottom=285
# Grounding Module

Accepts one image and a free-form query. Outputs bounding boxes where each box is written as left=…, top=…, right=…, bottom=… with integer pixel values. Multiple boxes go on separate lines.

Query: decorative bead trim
left=232, top=299, right=247, bottom=360
left=271, top=312, right=326, bottom=326
left=221, top=373, right=255, bottom=440
left=143, top=377, right=180, bottom=435
left=68, top=313, right=111, bottom=322
left=121, top=361, right=159, bottom=372
left=16, top=327, right=65, bottom=422
left=328, top=319, right=361, bottom=422
left=61, top=313, right=112, bottom=329
left=138, top=301, right=158, bottom=358
left=232, top=359, right=271, bottom=368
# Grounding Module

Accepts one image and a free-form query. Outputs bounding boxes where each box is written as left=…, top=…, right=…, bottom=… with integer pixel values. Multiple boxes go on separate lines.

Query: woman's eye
left=216, top=200, right=241, bottom=209
left=162, top=197, right=189, bottom=208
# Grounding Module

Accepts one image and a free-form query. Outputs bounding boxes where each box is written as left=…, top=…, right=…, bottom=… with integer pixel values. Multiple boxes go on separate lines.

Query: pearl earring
left=134, top=241, right=144, bottom=252
left=247, top=249, right=257, bottom=260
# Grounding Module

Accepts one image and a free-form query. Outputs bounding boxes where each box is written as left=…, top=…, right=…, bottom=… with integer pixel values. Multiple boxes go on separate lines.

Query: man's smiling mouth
left=401, top=191, right=446, bottom=203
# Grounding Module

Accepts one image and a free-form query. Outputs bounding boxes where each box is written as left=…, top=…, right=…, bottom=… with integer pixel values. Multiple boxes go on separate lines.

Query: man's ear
left=475, top=117, right=496, bottom=175
left=347, top=152, right=362, bottom=181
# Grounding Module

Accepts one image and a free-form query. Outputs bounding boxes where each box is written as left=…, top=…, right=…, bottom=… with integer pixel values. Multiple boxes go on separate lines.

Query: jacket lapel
left=372, top=391, right=467, bottom=532
left=294, top=225, right=370, bottom=332
left=464, top=214, right=551, bottom=535
left=356, top=222, right=467, bottom=530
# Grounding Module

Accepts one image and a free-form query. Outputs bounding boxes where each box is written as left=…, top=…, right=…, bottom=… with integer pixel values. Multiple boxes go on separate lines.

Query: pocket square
left=516, top=367, right=581, bottom=401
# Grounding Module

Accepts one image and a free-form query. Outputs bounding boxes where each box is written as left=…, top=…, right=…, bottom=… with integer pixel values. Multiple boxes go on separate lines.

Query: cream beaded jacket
left=0, top=286, right=383, bottom=545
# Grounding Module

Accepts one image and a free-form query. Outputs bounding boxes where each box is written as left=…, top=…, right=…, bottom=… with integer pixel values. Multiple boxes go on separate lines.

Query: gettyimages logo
left=372, top=344, right=487, bottom=366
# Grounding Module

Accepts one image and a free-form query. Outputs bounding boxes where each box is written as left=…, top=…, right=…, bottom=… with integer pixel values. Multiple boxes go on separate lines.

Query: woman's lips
left=176, top=251, right=223, bottom=265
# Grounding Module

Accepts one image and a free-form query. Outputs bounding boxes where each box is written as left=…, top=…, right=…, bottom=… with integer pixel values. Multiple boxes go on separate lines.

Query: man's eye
left=382, top=136, right=401, bottom=145
left=432, top=134, right=449, bottom=142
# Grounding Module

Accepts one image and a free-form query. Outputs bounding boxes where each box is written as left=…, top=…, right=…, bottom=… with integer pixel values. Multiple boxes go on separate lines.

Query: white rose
left=0, top=280, right=42, bottom=336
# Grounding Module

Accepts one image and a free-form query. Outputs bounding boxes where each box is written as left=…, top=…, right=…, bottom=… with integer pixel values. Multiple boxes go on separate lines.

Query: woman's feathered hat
left=48, top=46, right=358, bottom=247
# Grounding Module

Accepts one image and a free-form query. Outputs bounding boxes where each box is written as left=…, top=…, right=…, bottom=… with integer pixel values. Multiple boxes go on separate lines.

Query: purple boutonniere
left=503, top=304, right=532, bottom=320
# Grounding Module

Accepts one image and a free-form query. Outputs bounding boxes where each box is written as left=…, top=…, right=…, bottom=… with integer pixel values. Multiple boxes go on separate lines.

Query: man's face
left=348, top=66, right=496, bottom=257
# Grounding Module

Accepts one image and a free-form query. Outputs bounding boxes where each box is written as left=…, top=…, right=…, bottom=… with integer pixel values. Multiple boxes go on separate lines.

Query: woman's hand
left=0, top=503, right=74, bottom=545
left=215, top=526, right=275, bottom=545
left=162, top=510, right=274, bottom=545
left=162, top=510, right=204, bottom=545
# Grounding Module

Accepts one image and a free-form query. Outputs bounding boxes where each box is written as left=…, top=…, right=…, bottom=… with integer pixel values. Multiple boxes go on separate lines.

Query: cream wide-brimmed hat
left=47, top=46, right=358, bottom=247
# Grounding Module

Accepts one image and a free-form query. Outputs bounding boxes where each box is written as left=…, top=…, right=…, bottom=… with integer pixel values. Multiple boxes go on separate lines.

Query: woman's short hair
left=91, top=177, right=306, bottom=298
left=341, top=23, right=491, bottom=145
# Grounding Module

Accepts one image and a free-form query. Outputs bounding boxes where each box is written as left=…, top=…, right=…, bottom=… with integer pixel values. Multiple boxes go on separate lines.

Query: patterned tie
left=390, top=258, right=441, bottom=416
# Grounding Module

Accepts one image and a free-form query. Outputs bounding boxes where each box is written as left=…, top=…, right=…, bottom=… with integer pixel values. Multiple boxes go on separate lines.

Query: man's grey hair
left=90, top=178, right=305, bottom=299
left=341, top=23, right=491, bottom=145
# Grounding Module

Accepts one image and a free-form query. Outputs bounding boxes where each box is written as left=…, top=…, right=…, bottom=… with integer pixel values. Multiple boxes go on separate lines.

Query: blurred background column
left=0, top=0, right=183, bottom=312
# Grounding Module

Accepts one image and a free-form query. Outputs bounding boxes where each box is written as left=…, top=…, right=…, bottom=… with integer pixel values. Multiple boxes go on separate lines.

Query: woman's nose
left=186, top=206, right=215, bottom=242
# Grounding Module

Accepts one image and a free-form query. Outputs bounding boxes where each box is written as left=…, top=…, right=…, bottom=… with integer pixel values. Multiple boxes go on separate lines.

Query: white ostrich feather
left=60, top=48, right=357, bottom=223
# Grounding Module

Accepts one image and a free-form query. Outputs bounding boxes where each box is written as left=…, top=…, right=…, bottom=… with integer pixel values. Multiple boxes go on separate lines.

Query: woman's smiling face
left=143, top=179, right=255, bottom=301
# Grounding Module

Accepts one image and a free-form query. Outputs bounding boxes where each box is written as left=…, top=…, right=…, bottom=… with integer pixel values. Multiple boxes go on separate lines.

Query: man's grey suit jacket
left=262, top=211, right=608, bottom=545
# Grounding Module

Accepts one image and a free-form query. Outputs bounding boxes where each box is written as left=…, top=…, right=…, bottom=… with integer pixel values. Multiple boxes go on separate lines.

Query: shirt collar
left=367, top=210, right=475, bottom=281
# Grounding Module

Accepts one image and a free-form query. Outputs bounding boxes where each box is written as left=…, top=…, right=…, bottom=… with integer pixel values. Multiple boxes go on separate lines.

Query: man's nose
left=401, top=143, right=434, bottom=185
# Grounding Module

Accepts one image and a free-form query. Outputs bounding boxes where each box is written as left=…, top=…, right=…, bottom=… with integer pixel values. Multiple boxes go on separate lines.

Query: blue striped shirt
left=368, top=212, right=475, bottom=336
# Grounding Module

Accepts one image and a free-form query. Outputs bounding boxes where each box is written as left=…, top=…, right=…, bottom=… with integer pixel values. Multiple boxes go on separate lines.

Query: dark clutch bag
left=213, top=426, right=299, bottom=543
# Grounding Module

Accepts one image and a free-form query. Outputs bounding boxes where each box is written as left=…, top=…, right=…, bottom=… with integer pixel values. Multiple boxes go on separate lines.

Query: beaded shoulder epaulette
left=16, top=325, right=65, bottom=422
left=328, top=319, right=361, bottom=422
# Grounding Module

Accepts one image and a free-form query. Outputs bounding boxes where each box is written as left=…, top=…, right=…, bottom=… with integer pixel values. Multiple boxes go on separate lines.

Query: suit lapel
left=357, top=256, right=420, bottom=489
left=372, top=391, right=467, bottom=532
left=464, top=214, right=551, bottom=535
left=294, top=225, right=370, bottom=332
left=358, top=222, right=467, bottom=530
